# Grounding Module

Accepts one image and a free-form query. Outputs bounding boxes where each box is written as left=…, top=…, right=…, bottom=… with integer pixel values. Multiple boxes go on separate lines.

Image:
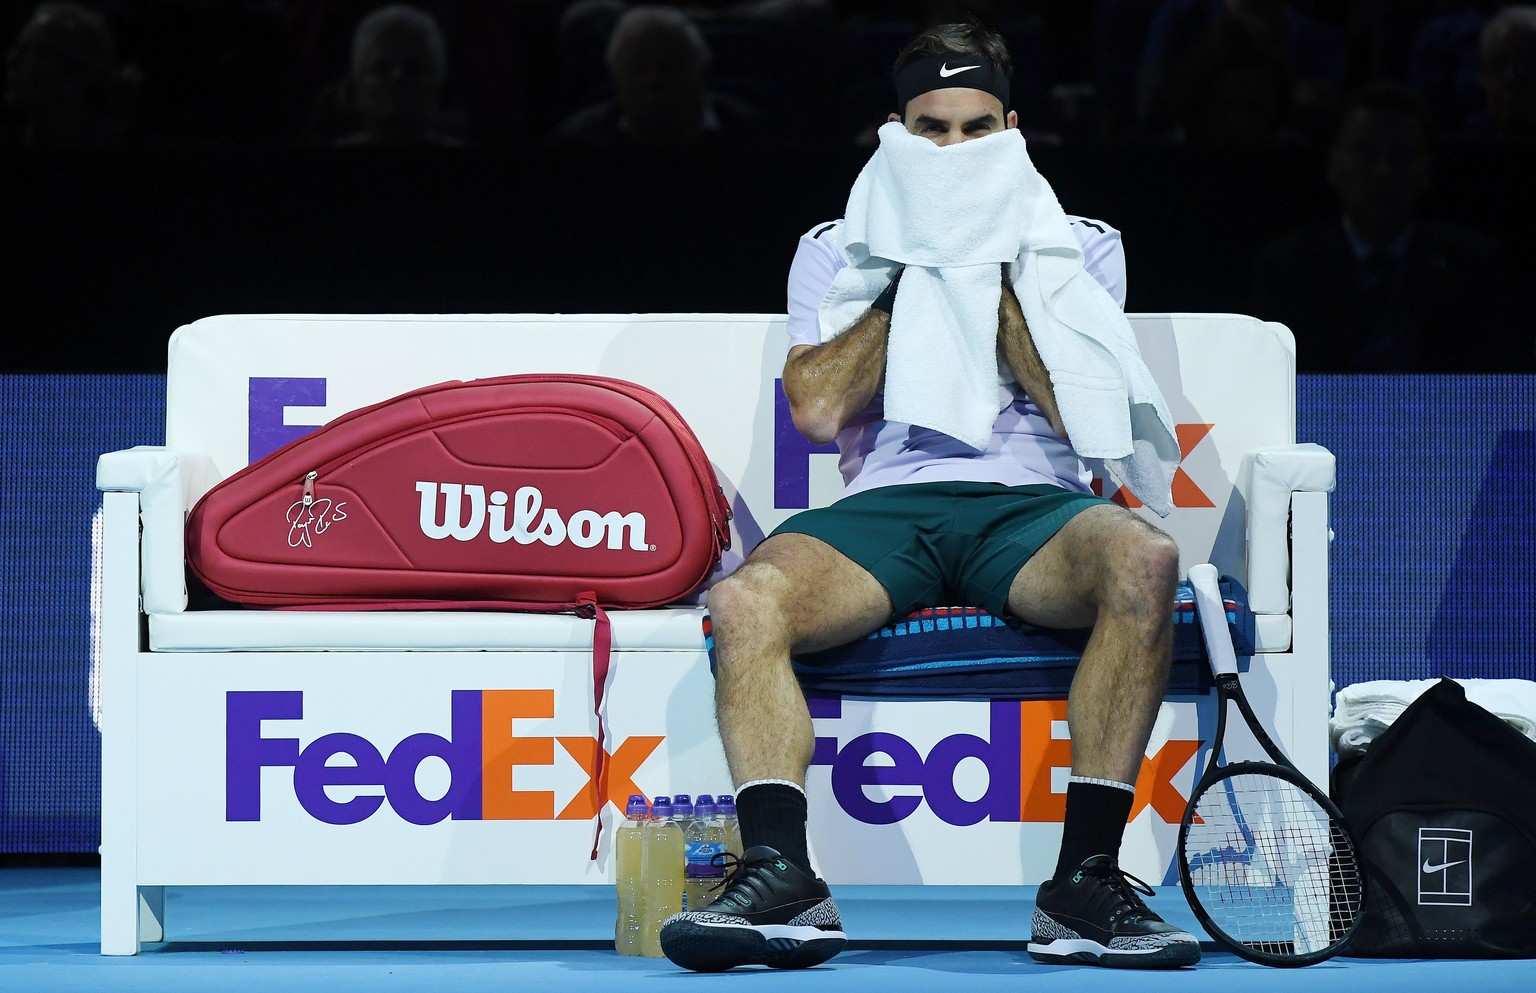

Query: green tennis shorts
left=769, top=481, right=1112, bottom=619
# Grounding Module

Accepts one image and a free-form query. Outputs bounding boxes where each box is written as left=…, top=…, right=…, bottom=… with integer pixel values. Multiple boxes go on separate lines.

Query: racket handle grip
left=1188, top=563, right=1240, bottom=678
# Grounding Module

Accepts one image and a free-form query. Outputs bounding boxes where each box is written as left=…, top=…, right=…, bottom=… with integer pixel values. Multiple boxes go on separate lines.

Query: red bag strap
left=577, top=592, right=612, bottom=861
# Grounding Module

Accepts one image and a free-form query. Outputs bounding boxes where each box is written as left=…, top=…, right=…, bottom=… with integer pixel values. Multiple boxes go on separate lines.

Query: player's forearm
left=998, top=283, right=1068, bottom=439
left=783, top=308, right=891, bottom=445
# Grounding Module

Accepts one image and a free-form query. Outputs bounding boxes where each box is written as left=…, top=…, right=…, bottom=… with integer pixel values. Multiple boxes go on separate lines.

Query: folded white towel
left=1329, top=677, right=1536, bottom=755
left=818, top=123, right=1179, bottom=514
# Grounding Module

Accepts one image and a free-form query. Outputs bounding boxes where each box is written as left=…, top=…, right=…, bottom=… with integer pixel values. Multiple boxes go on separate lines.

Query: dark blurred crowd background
left=3, top=0, right=1534, bottom=373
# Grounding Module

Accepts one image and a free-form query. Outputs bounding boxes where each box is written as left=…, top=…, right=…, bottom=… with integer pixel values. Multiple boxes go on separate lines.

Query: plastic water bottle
left=691, top=793, right=716, bottom=858
left=614, top=794, right=649, bottom=956
left=640, top=796, right=684, bottom=957
left=683, top=797, right=726, bottom=912
left=671, top=793, right=695, bottom=836
left=717, top=793, right=743, bottom=856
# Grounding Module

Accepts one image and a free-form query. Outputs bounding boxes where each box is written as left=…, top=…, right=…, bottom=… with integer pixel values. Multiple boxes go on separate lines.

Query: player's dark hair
left=894, top=21, right=1013, bottom=78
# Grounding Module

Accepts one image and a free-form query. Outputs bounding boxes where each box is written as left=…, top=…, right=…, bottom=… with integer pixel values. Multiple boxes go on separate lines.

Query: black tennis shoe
left=658, top=846, right=846, bottom=972
left=1028, top=855, right=1201, bottom=968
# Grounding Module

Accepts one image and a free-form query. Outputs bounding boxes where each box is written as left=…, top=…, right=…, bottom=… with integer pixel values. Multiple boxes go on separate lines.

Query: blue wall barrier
left=1300, top=375, right=1535, bottom=686
left=1, top=375, right=165, bottom=853
left=1, top=373, right=1531, bottom=852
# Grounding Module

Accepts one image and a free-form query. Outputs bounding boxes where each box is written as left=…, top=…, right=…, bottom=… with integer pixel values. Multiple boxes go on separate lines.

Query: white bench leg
left=1288, top=490, right=1333, bottom=790
left=139, top=887, right=165, bottom=942
left=100, top=882, right=163, bottom=954
left=99, top=876, right=164, bottom=953
left=99, top=492, right=151, bottom=955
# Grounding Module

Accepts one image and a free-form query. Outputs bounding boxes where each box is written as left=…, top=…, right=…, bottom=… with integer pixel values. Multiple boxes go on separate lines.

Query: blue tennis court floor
left=4, top=867, right=1534, bottom=992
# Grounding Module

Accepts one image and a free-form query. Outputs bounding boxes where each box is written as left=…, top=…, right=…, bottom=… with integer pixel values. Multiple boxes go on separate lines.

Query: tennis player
left=659, top=20, right=1201, bottom=973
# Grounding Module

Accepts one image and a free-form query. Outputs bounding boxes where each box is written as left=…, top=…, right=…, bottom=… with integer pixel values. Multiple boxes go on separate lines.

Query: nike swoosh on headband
left=938, top=63, right=980, bottom=77
left=1421, top=859, right=1466, bottom=874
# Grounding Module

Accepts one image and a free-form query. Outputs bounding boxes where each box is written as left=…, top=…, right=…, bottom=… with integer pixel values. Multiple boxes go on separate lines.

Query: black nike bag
left=1333, top=677, right=1536, bottom=958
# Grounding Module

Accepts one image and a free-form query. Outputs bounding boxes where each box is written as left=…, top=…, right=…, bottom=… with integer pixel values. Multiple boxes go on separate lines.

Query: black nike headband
left=894, top=51, right=1011, bottom=115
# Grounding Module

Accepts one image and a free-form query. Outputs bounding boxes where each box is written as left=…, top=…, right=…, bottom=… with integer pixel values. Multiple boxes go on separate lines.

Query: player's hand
left=871, top=266, right=904, bottom=315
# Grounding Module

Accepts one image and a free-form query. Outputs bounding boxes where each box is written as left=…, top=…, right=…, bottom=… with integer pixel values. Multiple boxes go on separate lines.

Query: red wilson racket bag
left=186, top=374, right=731, bottom=857
left=187, top=373, right=731, bottom=612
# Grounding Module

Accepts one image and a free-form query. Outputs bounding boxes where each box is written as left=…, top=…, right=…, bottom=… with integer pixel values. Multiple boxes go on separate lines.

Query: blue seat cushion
left=788, top=576, right=1255, bottom=700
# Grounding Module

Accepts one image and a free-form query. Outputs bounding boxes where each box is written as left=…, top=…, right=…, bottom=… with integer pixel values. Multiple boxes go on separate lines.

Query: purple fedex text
left=811, top=695, right=1201, bottom=828
left=226, top=690, right=484, bottom=826
left=809, top=695, right=1022, bottom=826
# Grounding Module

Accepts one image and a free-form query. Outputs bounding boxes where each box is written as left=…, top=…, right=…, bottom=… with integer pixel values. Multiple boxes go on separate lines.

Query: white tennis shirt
left=784, top=216, right=1129, bottom=498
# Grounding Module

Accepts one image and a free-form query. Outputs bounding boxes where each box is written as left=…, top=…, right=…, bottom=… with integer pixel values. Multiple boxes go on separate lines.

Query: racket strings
left=1184, top=770, right=1364, bottom=958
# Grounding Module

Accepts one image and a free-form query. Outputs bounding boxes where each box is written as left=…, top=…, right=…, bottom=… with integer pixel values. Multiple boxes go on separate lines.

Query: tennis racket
left=1177, top=564, right=1364, bottom=967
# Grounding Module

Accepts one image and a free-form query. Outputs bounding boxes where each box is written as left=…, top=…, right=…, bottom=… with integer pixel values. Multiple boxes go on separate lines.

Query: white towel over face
left=818, top=122, right=1179, bottom=515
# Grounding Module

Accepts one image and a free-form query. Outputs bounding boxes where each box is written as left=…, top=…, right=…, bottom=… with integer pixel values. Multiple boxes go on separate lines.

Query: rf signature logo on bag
left=287, top=496, right=348, bottom=548
left=1418, top=827, right=1473, bottom=906
left=416, top=481, right=653, bottom=551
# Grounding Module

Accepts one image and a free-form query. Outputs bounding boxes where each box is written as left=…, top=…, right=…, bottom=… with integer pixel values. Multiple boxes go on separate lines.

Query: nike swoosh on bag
left=938, top=63, right=980, bottom=77
left=1421, top=859, right=1466, bottom=874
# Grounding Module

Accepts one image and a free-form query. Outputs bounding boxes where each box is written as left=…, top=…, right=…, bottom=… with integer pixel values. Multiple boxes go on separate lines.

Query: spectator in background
left=1150, top=8, right=1303, bottom=143
left=1249, top=82, right=1515, bottom=371
left=1476, top=4, right=1536, bottom=145
left=556, top=4, right=760, bottom=149
left=1405, top=0, right=1505, bottom=139
left=323, top=4, right=463, bottom=147
left=556, top=0, right=627, bottom=121
left=1137, top=0, right=1346, bottom=144
left=3, top=1, right=140, bottom=148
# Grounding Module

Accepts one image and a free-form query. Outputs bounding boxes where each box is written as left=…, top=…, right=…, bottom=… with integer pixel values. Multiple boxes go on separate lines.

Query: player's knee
left=705, top=565, right=792, bottom=646
left=705, top=571, right=753, bottom=627
left=1106, top=525, right=1180, bottom=612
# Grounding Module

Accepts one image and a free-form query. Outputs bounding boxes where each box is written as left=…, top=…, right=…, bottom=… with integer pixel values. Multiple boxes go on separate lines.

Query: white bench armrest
left=96, top=447, right=220, bottom=615
left=1243, top=443, right=1336, bottom=614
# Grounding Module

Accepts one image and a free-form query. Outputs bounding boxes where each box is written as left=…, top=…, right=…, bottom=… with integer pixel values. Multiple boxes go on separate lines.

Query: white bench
left=95, top=313, right=1335, bottom=954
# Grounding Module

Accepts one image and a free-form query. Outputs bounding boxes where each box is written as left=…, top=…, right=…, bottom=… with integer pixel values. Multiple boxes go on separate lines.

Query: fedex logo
left=809, top=696, right=1200, bottom=826
left=225, top=690, right=661, bottom=825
